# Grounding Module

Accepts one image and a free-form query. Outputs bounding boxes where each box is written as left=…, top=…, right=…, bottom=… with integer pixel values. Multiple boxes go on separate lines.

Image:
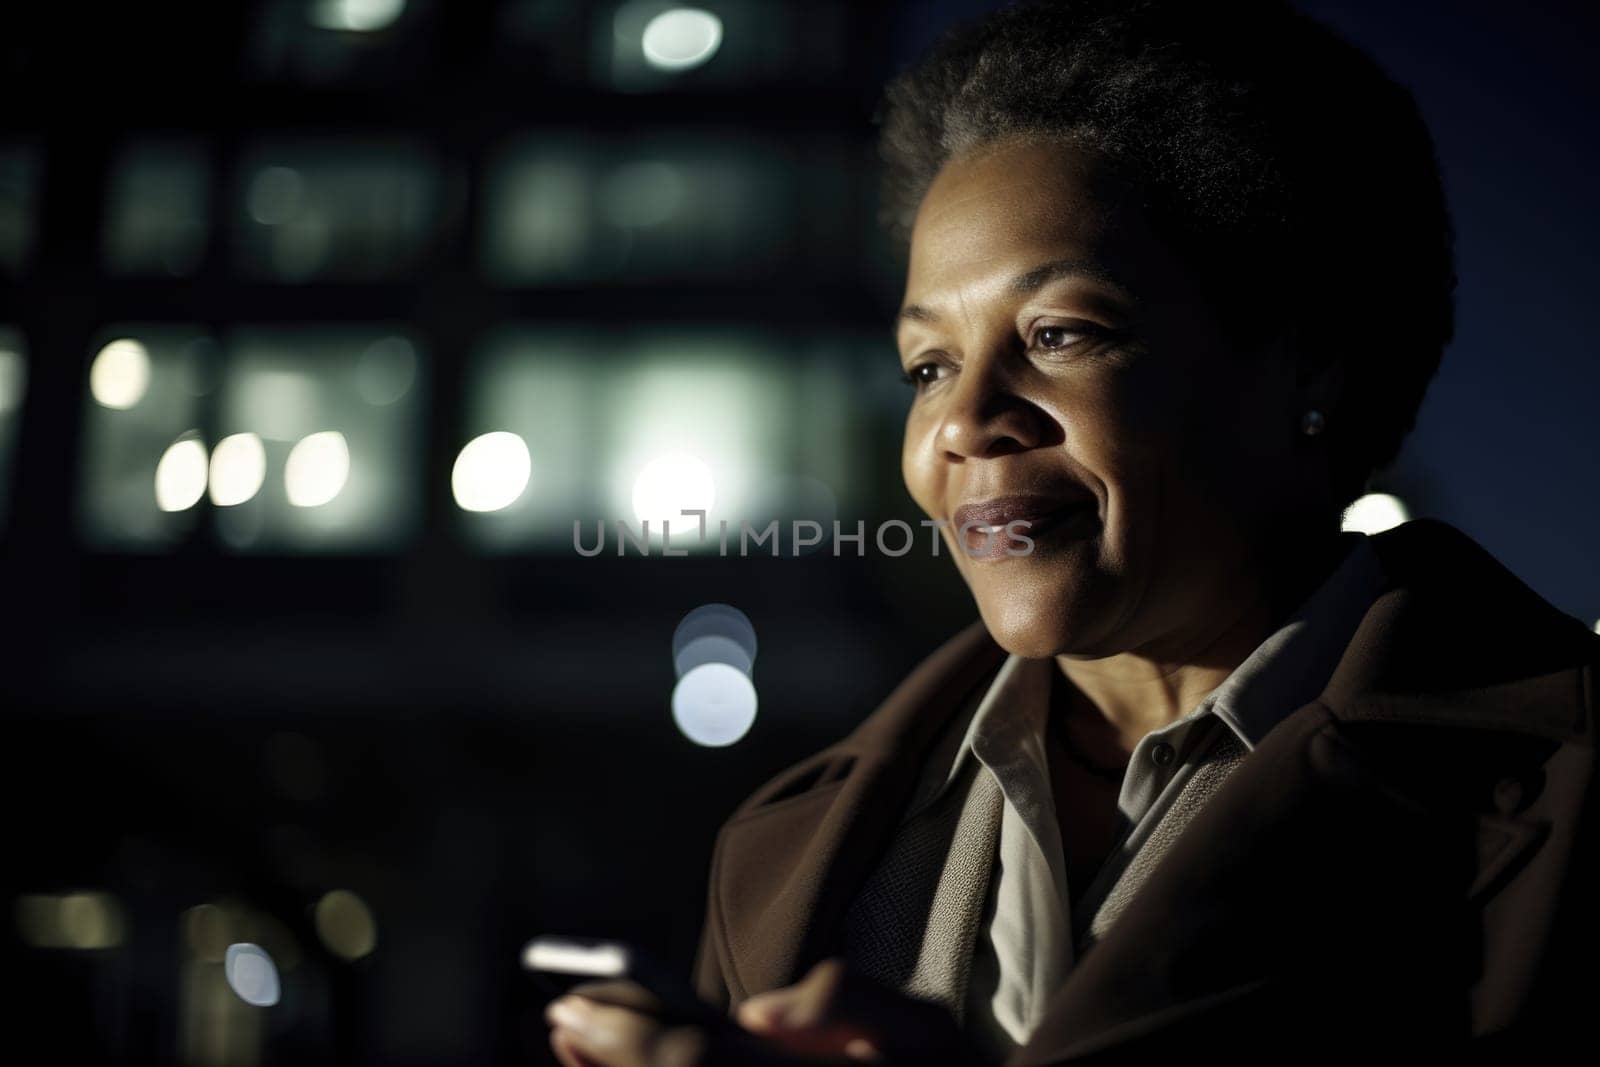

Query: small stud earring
left=1300, top=409, right=1326, bottom=436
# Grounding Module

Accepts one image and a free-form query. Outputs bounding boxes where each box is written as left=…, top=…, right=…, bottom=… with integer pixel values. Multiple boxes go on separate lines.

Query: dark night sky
left=1297, top=0, right=1599, bottom=625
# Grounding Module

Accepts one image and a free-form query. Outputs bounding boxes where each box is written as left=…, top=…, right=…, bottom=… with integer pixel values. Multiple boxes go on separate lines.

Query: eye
left=1034, top=325, right=1079, bottom=349
left=1027, top=323, right=1099, bottom=352
left=899, top=362, right=948, bottom=391
left=1024, top=319, right=1113, bottom=356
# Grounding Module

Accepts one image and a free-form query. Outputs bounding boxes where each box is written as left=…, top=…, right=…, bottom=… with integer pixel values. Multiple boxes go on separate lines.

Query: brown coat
left=690, top=519, right=1600, bottom=1061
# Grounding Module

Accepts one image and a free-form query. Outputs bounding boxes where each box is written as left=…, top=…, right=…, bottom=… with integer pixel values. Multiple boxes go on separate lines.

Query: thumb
left=755, top=959, right=978, bottom=1065
left=735, top=990, right=798, bottom=1033
left=733, top=960, right=887, bottom=1061
left=737, top=957, right=857, bottom=1033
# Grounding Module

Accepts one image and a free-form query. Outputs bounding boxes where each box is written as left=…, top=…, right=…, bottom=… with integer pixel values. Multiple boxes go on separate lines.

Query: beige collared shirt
left=899, top=531, right=1392, bottom=1059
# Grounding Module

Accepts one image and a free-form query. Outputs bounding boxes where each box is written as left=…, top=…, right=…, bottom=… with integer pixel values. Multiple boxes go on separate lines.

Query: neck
left=1053, top=526, right=1353, bottom=755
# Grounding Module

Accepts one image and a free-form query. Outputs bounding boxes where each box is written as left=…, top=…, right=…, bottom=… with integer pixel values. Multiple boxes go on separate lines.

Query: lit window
left=78, top=327, right=215, bottom=549
left=78, top=327, right=425, bottom=552
left=482, top=134, right=793, bottom=284
left=0, top=144, right=39, bottom=275
left=0, top=327, right=26, bottom=527
left=456, top=330, right=593, bottom=551
left=215, top=328, right=424, bottom=551
left=244, top=0, right=433, bottom=85
left=460, top=327, right=860, bottom=553
left=103, top=140, right=211, bottom=277
left=235, top=141, right=444, bottom=282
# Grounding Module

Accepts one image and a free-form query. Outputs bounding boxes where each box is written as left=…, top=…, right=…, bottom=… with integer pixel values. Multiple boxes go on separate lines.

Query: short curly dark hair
left=875, top=0, right=1456, bottom=510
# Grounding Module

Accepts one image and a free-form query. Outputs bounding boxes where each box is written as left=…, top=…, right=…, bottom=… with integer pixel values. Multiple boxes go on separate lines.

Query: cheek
left=1168, top=367, right=1285, bottom=497
left=900, top=409, right=944, bottom=515
left=1051, top=375, right=1169, bottom=503
left=1090, top=358, right=1218, bottom=489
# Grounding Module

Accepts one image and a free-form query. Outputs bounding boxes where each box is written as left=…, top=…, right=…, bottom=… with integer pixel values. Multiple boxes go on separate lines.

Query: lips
left=951, top=493, right=1098, bottom=560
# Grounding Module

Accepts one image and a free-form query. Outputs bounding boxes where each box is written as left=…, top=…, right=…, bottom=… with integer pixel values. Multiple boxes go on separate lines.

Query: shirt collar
left=1203, top=530, right=1390, bottom=749
left=905, top=653, right=1043, bottom=819
left=908, top=531, right=1391, bottom=815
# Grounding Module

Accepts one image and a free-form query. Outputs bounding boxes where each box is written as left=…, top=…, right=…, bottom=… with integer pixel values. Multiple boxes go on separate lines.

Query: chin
left=971, top=581, right=1094, bottom=659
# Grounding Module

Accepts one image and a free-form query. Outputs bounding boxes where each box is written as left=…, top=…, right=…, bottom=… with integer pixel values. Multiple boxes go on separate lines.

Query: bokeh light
left=209, top=432, right=267, bottom=507
left=15, top=891, right=126, bottom=949
left=607, top=351, right=777, bottom=541
left=672, top=603, right=757, bottom=674
left=155, top=434, right=209, bottom=512
left=310, top=0, right=406, bottom=34
left=671, top=662, right=757, bottom=747
left=1341, top=492, right=1409, bottom=534
left=224, top=943, right=281, bottom=1007
left=641, top=8, right=723, bottom=72
left=452, top=431, right=531, bottom=513
left=670, top=605, right=759, bottom=745
left=631, top=452, right=714, bottom=532
left=0, top=346, right=25, bottom=415
left=284, top=430, right=350, bottom=508
left=522, top=937, right=629, bottom=978
left=314, top=889, right=377, bottom=961
left=89, top=338, right=152, bottom=410
left=675, top=634, right=753, bottom=677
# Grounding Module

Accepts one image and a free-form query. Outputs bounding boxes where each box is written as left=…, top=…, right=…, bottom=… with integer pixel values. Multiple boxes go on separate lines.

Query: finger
left=550, top=1026, right=607, bottom=1067
left=692, top=1022, right=869, bottom=1067
left=549, top=996, right=664, bottom=1067
left=643, top=1025, right=712, bottom=1067
left=550, top=993, right=816, bottom=1067
left=843, top=1038, right=883, bottom=1063
left=734, top=959, right=956, bottom=1064
left=549, top=1028, right=579, bottom=1067
left=737, top=958, right=862, bottom=1035
left=565, top=979, right=668, bottom=1015
left=736, top=1020, right=881, bottom=1061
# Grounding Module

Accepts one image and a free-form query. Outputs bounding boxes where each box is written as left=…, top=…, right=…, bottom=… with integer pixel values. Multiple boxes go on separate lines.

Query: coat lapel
left=1011, top=520, right=1594, bottom=1061
left=711, top=621, right=1007, bottom=999
left=708, top=518, right=1598, bottom=1057
left=1008, top=698, right=1475, bottom=1061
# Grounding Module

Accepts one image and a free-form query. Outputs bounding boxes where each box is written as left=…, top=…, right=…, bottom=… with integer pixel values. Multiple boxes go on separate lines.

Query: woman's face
left=898, top=137, right=1321, bottom=660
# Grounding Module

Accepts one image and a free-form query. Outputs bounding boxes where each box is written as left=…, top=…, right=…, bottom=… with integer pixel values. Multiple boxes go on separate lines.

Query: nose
left=935, top=353, right=1049, bottom=461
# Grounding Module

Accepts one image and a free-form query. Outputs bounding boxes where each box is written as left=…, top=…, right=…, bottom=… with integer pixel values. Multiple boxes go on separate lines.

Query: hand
left=734, top=958, right=979, bottom=1067
left=544, top=958, right=982, bottom=1067
left=544, top=976, right=801, bottom=1067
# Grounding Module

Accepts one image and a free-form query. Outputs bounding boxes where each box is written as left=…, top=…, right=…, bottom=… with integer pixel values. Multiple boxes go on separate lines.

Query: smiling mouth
left=951, top=495, right=1099, bottom=560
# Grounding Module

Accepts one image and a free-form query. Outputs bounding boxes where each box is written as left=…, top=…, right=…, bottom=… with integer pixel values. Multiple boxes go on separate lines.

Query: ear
left=1300, top=356, right=1344, bottom=420
left=1287, top=325, right=1346, bottom=418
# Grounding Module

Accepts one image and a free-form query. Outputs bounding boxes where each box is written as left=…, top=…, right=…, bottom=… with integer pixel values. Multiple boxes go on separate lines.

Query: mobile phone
left=522, top=935, right=716, bottom=1024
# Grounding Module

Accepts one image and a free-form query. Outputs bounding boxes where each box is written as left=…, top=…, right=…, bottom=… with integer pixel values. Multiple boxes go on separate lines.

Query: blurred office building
left=3, top=0, right=1598, bottom=1064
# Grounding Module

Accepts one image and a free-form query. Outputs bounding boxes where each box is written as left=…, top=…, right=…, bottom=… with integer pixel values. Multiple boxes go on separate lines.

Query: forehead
left=905, top=138, right=1144, bottom=295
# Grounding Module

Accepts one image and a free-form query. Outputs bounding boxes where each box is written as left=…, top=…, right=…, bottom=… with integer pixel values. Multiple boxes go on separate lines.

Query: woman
left=546, top=2, right=1600, bottom=1063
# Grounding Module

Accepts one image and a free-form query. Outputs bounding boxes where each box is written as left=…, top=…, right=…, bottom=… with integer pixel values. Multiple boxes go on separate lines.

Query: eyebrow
left=893, top=258, right=1131, bottom=332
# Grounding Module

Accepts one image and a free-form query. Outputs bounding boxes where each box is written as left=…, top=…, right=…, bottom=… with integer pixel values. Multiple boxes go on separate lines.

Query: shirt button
left=1150, top=742, right=1176, bottom=768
